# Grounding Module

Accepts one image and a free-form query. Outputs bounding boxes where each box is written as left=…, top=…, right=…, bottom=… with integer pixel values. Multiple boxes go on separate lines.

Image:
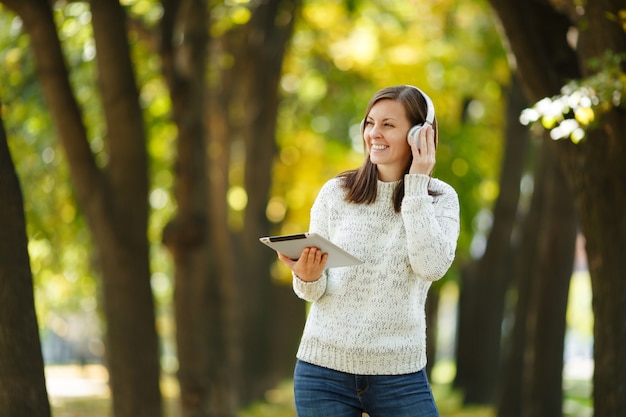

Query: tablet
left=259, top=232, right=363, bottom=268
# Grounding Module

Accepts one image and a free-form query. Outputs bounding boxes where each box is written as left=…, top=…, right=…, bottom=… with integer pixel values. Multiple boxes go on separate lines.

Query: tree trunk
left=562, top=2, right=626, bottom=414
left=209, top=0, right=303, bottom=406
left=239, top=0, right=301, bottom=402
left=497, top=140, right=577, bottom=417
left=425, top=285, right=440, bottom=378
left=0, top=1, right=163, bottom=416
left=160, top=0, right=229, bottom=416
left=455, top=73, right=529, bottom=404
left=497, top=167, right=538, bottom=417
left=454, top=261, right=478, bottom=391
left=522, top=142, right=577, bottom=417
left=0, top=101, right=51, bottom=417
left=89, top=3, right=163, bottom=416
left=488, top=0, right=626, bottom=414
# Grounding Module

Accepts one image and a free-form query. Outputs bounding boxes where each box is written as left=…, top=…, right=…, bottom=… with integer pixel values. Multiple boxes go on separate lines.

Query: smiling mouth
left=371, top=144, right=388, bottom=151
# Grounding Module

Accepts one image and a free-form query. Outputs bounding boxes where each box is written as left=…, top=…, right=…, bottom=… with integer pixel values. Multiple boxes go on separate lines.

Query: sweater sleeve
left=291, top=180, right=334, bottom=302
left=292, top=273, right=327, bottom=302
left=402, top=174, right=460, bottom=280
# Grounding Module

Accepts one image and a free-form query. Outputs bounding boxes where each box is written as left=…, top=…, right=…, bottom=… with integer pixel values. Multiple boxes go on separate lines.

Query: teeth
left=372, top=144, right=388, bottom=150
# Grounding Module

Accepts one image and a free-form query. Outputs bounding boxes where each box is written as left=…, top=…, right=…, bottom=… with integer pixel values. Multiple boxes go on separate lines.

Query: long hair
left=338, top=85, right=439, bottom=212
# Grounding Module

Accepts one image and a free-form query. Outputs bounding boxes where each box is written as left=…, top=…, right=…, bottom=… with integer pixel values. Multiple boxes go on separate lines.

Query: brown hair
left=338, top=85, right=438, bottom=212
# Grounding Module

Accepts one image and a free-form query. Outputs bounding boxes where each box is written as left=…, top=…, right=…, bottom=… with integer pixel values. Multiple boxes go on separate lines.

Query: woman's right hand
left=409, top=124, right=436, bottom=176
left=277, top=247, right=327, bottom=282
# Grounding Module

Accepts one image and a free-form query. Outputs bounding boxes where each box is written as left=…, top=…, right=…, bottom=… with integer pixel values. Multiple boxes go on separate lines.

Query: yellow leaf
left=575, top=107, right=595, bottom=125
left=541, top=116, right=557, bottom=129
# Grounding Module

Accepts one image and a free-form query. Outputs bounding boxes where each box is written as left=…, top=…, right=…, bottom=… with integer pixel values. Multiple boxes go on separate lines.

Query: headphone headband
left=406, top=85, right=435, bottom=125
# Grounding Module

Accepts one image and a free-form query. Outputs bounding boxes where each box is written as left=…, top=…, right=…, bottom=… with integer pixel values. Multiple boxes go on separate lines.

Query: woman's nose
left=369, top=124, right=381, bottom=137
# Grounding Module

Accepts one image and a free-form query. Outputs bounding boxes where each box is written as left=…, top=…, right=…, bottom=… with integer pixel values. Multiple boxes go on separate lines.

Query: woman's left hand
left=277, top=247, right=327, bottom=282
left=409, top=124, right=436, bottom=175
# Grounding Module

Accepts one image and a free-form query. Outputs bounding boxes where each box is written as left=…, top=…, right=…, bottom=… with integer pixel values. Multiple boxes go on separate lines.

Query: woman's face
left=363, top=99, right=412, bottom=182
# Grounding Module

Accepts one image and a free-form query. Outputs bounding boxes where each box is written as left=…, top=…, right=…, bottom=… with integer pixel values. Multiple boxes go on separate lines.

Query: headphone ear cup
left=407, top=124, right=423, bottom=146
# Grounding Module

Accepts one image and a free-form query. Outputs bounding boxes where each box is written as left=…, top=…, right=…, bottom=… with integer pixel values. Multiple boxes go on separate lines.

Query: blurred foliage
left=1, top=0, right=509, bottom=361
left=520, top=50, right=626, bottom=143
left=271, top=0, right=510, bottom=281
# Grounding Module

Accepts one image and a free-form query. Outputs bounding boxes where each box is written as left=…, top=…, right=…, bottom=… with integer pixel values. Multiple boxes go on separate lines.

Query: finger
left=421, top=125, right=434, bottom=154
left=308, top=247, right=325, bottom=265
left=302, top=247, right=315, bottom=261
left=428, top=126, right=435, bottom=150
left=320, top=252, right=329, bottom=267
left=277, top=251, right=295, bottom=268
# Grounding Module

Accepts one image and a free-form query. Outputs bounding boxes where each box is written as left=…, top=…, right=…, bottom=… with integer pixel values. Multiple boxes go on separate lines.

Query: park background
left=0, top=0, right=624, bottom=417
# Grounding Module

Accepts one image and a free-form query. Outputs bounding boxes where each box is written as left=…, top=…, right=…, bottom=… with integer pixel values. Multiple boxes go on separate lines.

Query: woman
left=277, top=85, right=460, bottom=417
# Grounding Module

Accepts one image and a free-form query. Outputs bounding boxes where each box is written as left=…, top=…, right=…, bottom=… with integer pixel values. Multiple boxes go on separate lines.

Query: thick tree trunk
left=563, top=2, right=626, bottom=414
left=560, top=115, right=626, bottom=415
left=488, top=0, right=626, bottom=414
left=580, top=133, right=626, bottom=415
left=0, top=1, right=163, bottom=416
left=455, top=74, right=528, bottom=404
left=0, top=103, right=51, bottom=417
left=89, top=3, right=163, bottom=416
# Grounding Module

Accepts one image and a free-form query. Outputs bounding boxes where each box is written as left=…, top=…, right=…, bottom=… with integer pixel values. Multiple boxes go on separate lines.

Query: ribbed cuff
left=404, top=174, right=430, bottom=196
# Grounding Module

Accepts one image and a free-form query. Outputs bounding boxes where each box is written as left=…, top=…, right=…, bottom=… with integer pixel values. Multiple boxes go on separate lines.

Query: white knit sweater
left=293, top=173, right=460, bottom=375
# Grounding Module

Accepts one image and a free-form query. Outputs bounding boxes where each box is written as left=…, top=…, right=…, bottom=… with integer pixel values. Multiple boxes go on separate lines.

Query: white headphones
left=361, top=85, right=435, bottom=145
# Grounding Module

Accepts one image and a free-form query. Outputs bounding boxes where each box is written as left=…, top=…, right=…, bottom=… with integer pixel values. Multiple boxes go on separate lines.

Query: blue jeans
left=294, top=360, right=439, bottom=417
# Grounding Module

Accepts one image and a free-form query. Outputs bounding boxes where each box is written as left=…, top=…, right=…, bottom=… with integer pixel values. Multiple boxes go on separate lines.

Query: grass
left=46, top=365, right=495, bottom=417
left=47, top=364, right=591, bottom=417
